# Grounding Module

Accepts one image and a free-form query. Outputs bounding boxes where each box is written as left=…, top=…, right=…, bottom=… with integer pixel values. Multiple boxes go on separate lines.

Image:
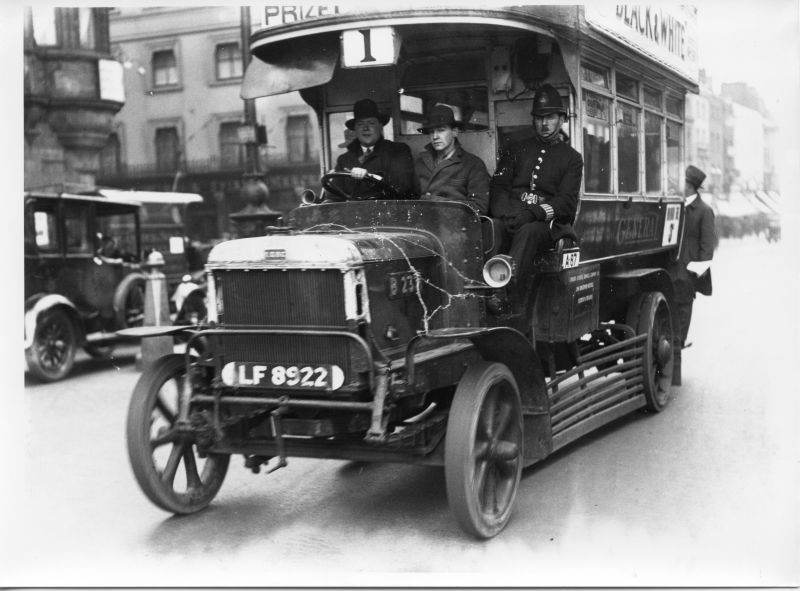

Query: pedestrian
left=414, top=104, right=489, bottom=215
left=330, top=98, right=418, bottom=200
left=671, top=164, right=716, bottom=386
left=488, top=84, right=583, bottom=310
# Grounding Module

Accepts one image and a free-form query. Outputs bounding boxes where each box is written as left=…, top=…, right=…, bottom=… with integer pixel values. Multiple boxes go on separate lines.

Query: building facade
left=24, top=7, right=125, bottom=191
left=100, top=6, right=321, bottom=241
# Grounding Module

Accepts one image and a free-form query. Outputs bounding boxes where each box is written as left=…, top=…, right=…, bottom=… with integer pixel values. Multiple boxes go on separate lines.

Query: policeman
left=489, top=84, right=583, bottom=307
left=671, top=164, right=716, bottom=386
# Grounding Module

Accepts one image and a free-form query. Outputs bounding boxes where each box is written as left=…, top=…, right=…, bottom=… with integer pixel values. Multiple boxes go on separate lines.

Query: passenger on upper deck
left=331, top=99, right=418, bottom=200
left=414, top=105, right=489, bottom=215
left=489, top=84, right=583, bottom=300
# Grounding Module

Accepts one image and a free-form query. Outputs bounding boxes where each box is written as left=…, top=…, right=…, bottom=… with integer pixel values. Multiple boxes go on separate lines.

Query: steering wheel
left=321, top=171, right=401, bottom=201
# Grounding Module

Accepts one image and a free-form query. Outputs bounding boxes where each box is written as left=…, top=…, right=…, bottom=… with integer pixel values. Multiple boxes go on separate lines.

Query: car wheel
left=25, top=308, right=77, bottom=382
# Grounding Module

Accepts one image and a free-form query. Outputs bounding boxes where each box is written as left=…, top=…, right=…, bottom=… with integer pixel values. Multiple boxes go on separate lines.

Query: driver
left=330, top=98, right=418, bottom=200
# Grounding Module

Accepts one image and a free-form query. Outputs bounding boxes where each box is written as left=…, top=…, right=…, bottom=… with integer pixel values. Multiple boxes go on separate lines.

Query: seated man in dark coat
left=331, top=98, right=418, bottom=200
left=489, top=84, right=583, bottom=307
left=414, top=104, right=489, bottom=215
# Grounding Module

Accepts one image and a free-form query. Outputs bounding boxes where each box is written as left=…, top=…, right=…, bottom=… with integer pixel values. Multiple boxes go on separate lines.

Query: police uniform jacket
left=675, top=194, right=716, bottom=299
left=489, top=136, right=583, bottom=240
left=334, top=138, right=419, bottom=199
left=414, top=140, right=490, bottom=215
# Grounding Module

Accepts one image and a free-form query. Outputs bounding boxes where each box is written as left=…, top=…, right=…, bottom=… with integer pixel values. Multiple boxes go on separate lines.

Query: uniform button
left=533, top=175, right=538, bottom=179
left=535, top=166, right=540, bottom=170
left=541, top=149, right=546, bottom=153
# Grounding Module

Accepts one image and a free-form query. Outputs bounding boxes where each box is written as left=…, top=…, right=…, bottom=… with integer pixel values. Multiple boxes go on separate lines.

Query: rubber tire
left=445, top=361, right=523, bottom=539
left=25, top=307, right=78, bottom=382
left=114, top=272, right=146, bottom=329
left=84, top=344, right=115, bottom=359
left=126, top=354, right=229, bottom=514
left=626, top=292, right=674, bottom=412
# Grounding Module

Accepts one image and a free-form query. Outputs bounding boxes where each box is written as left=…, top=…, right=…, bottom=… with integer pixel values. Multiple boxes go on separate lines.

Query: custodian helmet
left=531, top=84, right=567, bottom=117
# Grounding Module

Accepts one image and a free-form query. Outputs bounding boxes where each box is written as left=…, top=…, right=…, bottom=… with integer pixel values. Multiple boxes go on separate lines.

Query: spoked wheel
left=114, top=273, right=146, bottom=329
left=627, top=292, right=674, bottom=412
left=445, top=361, right=523, bottom=539
left=126, top=354, right=229, bottom=514
left=25, top=308, right=77, bottom=382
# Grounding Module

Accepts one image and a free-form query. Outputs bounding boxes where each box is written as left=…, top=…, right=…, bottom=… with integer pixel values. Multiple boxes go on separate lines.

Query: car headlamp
left=482, top=254, right=515, bottom=288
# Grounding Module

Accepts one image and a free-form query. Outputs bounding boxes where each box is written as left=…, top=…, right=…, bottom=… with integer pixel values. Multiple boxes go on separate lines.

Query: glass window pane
left=666, top=120, right=683, bottom=194
left=645, top=112, right=662, bottom=193
left=287, top=115, right=312, bottom=163
left=582, top=91, right=611, bottom=193
left=219, top=122, right=243, bottom=169
left=97, top=212, right=137, bottom=260
left=33, top=209, right=59, bottom=251
left=78, top=8, right=95, bottom=49
left=155, top=127, right=180, bottom=171
left=31, top=7, right=57, bottom=46
left=581, top=62, right=609, bottom=88
left=644, top=86, right=661, bottom=109
left=398, top=87, right=488, bottom=136
left=63, top=205, right=91, bottom=254
left=617, top=102, right=640, bottom=193
left=215, top=43, right=242, bottom=80
left=616, top=72, right=638, bottom=101
left=666, top=95, right=683, bottom=117
left=153, top=50, right=178, bottom=86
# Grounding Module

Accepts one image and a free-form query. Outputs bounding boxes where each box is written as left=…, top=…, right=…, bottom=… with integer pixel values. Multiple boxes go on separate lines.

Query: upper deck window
left=616, top=72, right=638, bottom=101
left=581, top=63, right=609, bottom=89
left=666, top=95, right=683, bottom=118
left=582, top=91, right=611, bottom=194
left=616, top=102, right=640, bottom=193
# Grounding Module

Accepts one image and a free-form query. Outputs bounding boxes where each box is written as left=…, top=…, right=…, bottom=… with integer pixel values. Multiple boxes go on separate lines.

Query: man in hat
left=671, top=164, right=716, bottom=385
left=332, top=98, right=418, bottom=200
left=414, top=104, right=490, bottom=214
left=488, top=84, right=583, bottom=309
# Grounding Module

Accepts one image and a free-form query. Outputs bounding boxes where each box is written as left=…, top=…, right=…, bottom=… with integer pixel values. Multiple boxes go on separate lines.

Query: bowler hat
left=531, top=84, right=567, bottom=116
left=418, top=105, right=464, bottom=133
left=685, top=165, right=706, bottom=189
left=345, top=99, right=391, bottom=130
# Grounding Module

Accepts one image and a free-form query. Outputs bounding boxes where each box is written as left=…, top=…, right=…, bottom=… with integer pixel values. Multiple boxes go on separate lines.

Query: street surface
left=2, top=236, right=797, bottom=587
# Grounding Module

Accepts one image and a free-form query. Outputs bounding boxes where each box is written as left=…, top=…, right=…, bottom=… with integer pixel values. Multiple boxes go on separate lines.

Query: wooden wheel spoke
left=155, top=395, right=177, bottom=425
left=480, top=389, right=498, bottom=439
left=483, top=465, right=498, bottom=514
left=492, top=439, right=520, bottom=463
left=183, top=446, right=202, bottom=490
left=150, top=426, right=178, bottom=448
left=492, top=401, right=512, bottom=443
left=160, top=442, right=184, bottom=486
left=474, top=440, right=490, bottom=461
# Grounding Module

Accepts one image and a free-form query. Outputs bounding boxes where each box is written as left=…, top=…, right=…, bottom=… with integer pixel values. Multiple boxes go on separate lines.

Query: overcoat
left=334, top=138, right=418, bottom=199
left=489, top=136, right=583, bottom=240
left=675, top=195, right=716, bottom=299
left=414, top=141, right=490, bottom=215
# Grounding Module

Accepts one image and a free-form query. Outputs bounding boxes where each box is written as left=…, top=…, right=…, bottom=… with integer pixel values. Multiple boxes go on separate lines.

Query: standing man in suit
left=414, top=104, right=490, bottom=215
left=672, top=164, right=716, bottom=385
left=489, top=84, right=583, bottom=310
left=332, top=98, right=418, bottom=200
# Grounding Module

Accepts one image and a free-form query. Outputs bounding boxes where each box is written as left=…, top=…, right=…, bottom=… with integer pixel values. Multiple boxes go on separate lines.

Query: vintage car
left=24, top=191, right=147, bottom=381
left=124, top=6, right=695, bottom=538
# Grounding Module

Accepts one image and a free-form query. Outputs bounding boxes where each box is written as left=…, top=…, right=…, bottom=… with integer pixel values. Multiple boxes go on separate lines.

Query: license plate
left=221, top=362, right=345, bottom=390
left=386, top=270, right=418, bottom=299
left=561, top=251, right=580, bottom=269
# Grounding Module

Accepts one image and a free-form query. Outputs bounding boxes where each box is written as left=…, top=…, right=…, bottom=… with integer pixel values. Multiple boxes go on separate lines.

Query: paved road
left=3, top=237, right=797, bottom=587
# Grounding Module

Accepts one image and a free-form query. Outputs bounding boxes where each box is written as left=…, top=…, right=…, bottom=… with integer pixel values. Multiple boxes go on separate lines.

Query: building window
left=100, top=133, right=121, bottom=176
left=582, top=91, right=611, bottom=193
left=287, top=115, right=312, bottom=163
left=155, top=127, right=181, bottom=172
left=215, top=43, right=242, bottom=80
left=219, top=122, right=244, bottom=169
left=152, top=49, right=178, bottom=87
left=78, top=7, right=95, bottom=49
left=30, top=7, right=57, bottom=46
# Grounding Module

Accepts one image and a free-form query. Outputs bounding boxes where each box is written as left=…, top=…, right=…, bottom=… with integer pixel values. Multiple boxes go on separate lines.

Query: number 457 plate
left=562, top=251, right=580, bottom=269
left=221, top=362, right=345, bottom=390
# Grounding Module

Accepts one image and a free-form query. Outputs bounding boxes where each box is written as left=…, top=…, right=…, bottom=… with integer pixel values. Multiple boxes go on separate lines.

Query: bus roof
left=244, top=5, right=699, bottom=99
